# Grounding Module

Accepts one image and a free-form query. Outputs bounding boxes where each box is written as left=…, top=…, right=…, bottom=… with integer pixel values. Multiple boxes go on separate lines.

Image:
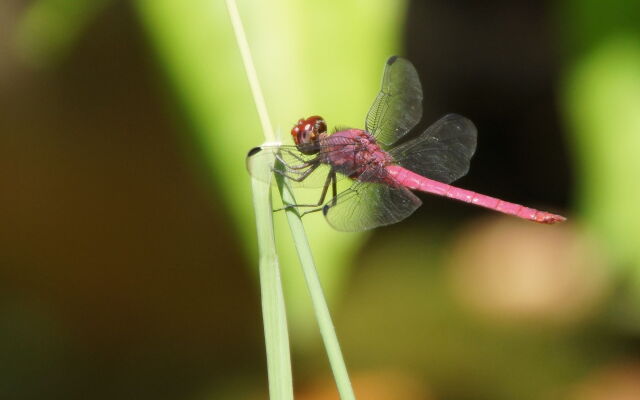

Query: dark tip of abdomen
left=247, top=146, right=262, bottom=157
left=387, top=55, right=398, bottom=65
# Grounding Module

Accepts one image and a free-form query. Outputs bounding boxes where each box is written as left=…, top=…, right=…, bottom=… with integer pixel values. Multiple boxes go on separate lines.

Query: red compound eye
left=291, top=115, right=326, bottom=145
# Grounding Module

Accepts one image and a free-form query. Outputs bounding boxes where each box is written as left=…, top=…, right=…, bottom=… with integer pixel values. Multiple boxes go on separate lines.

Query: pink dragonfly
left=247, top=56, right=566, bottom=231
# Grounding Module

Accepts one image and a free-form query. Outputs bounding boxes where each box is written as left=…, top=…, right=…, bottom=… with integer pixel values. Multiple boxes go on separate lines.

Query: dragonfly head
left=291, top=115, right=327, bottom=155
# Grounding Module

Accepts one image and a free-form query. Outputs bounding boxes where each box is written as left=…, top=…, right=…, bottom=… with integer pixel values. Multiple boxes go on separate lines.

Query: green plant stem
left=275, top=166, right=356, bottom=400
left=226, top=0, right=293, bottom=398
left=225, top=0, right=274, bottom=142
left=229, top=0, right=354, bottom=396
left=251, top=171, right=294, bottom=400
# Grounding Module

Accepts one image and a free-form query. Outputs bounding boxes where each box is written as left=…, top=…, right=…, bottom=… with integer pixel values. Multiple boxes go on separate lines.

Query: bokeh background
left=2, top=0, right=640, bottom=399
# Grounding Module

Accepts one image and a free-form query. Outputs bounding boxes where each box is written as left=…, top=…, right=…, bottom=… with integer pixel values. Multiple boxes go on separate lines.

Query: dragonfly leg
left=274, top=205, right=325, bottom=216
left=274, top=153, right=307, bottom=171
left=276, top=150, right=315, bottom=170
left=273, top=161, right=319, bottom=182
left=330, top=171, right=337, bottom=207
left=273, top=170, right=334, bottom=213
left=300, top=207, right=324, bottom=217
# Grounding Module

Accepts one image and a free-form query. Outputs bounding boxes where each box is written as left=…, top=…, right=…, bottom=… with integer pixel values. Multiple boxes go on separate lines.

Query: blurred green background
left=2, top=0, right=640, bottom=399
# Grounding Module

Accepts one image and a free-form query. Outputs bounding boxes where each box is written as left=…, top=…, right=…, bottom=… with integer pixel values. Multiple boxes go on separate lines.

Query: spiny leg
left=330, top=170, right=337, bottom=206
left=300, top=171, right=337, bottom=217
left=275, top=170, right=335, bottom=214
left=276, top=149, right=310, bottom=170
left=273, top=160, right=319, bottom=182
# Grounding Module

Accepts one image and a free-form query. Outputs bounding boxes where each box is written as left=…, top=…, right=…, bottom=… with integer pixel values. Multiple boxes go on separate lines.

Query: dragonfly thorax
left=321, top=129, right=395, bottom=182
left=291, top=115, right=327, bottom=155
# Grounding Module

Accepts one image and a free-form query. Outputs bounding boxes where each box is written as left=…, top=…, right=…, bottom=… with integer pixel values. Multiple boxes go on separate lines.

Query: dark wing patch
left=389, top=114, right=477, bottom=184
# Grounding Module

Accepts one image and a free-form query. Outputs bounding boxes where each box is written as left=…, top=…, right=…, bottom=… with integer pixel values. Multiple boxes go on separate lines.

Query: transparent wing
left=365, top=56, right=423, bottom=146
left=246, top=145, right=330, bottom=188
left=388, top=114, right=477, bottom=184
left=322, top=168, right=422, bottom=232
left=246, top=144, right=354, bottom=189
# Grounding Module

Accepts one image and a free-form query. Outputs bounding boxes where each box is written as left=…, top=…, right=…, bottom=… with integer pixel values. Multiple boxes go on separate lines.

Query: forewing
left=389, top=114, right=477, bottom=184
left=322, top=168, right=422, bottom=232
left=365, top=56, right=423, bottom=146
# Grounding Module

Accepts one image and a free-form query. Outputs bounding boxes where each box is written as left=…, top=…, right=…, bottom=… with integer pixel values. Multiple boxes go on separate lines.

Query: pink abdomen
left=386, top=165, right=566, bottom=224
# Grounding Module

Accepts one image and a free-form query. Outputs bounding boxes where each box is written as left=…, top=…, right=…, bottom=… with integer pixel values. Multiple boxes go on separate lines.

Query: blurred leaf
left=559, top=0, right=640, bottom=58
left=559, top=0, right=640, bottom=318
left=133, top=0, right=407, bottom=343
left=15, top=0, right=111, bottom=67
left=563, top=39, right=640, bottom=263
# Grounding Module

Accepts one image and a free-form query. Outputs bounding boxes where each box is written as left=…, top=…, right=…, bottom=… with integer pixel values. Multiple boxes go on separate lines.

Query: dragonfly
left=247, top=56, right=566, bottom=232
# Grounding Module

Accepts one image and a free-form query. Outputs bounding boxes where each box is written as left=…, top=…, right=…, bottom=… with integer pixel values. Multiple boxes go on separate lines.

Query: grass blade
left=227, top=0, right=293, bottom=398
left=275, top=165, right=356, bottom=400
left=250, top=162, right=294, bottom=400
left=230, top=0, right=355, bottom=394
